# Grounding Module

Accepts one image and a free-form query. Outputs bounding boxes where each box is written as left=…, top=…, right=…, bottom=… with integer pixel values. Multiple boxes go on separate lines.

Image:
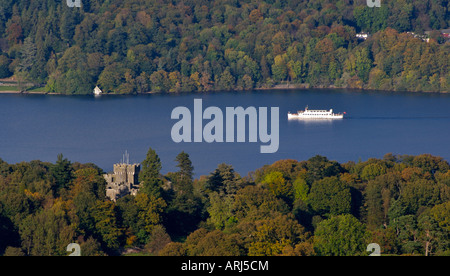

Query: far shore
left=0, top=84, right=448, bottom=95
left=0, top=90, right=59, bottom=95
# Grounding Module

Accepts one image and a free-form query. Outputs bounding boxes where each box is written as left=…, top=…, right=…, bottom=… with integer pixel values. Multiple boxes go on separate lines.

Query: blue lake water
left=1, top=89, right=450, bottom=177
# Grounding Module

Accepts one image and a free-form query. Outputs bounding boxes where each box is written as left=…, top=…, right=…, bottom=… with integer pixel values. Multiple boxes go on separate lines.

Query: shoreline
left=0, top=90, right=59, bottom=95
left=0, top=85, right=448, bottom=96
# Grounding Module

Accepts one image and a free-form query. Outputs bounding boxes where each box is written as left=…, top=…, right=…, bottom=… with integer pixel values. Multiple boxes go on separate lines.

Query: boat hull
left=288, top=114, right=344, bottom=120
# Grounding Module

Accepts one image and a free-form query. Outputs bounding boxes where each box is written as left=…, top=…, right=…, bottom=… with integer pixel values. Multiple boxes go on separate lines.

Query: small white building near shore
left=94, top=86, right=102, bottom=96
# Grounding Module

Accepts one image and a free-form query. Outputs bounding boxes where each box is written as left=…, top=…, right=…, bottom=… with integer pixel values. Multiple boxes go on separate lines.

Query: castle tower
left=104, top=152, right=141, bottom=201
left=112, top=163, right=140, bottom=186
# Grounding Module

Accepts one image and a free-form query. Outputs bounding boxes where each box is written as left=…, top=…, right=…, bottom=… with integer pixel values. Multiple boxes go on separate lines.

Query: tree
left=206, top=164, right=242, bottom=195
left=207, top=192, right=234, bottom=230
left=248, top=223, right=290, bottom=256
left=233, top=186, right=290, bottom=222
left=139, top=147, right=164, bottom=198
left=412, top=154, right=449, bottom=175
left=0, top=209, right=20, bottom=255
left=175, top=151, right=194, bottom=189
left=165, top=152, right=202, bottom=237
left=6, top=21, right=23, bottom=46
left=184, top=229, right=243, bottom=256
left=293, top=175, right=309, bottom=202
left=314, top=214, right=368, bottom=256
left=217, top=68, right=235, bottom=90
left=389, top=214, right=421, bottom=254
left=71, top=168, right=107, bottom=236
left=361, top=162, right=387, bottom=181
left=159, top=242, right=186, bottom=256
left=0, top=55, right=12, bottom=78
left=149, top=70, right=170, bottom=93
left=135, top=193, right=167, bottom=244
left=50, top=154, right=73, bottom=196
left=305, top=155, right=343, bottom=184
left=79, top=236, right=105, bottom=256
left=145, top=224, right=172, bottom=255
left=355, top=47, right=372, bottom=83
left=239, top=74, right=254, bottom=90
left=19, top=205, right=75, bottom=256
left=97, top=63, right=126, bottom=94
left=363, top=170, right=402, bottom=229
left=15, top=37, right=37, bottom=89
left=92, top=200, right=122, bottom=252
left=272, top=54, right=288, bottom=82
left=248, top=215, right=308, bottom=256
left=308, top=176, right=352, bottom=217
left=262, top=171, right=293, bottom=203
left=257, top=160, right=303, bottom=183
left=418, top=214, right=446, bottom=256
left=397, top=180, right=441, bottom=215
left=3, top=247, right=25, bottom=256
left=429, top=202, right=450, bottom=232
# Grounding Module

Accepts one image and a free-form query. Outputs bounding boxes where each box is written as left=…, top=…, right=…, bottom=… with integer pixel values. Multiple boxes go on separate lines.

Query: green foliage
left=72, top=168, right=107, bottom=236
left=19, top=205, right=75, bottom=256
left=0, top=0, right=448, bottom=94
left=0, top=55, right=12, bottom=78
left=175, top=151, right=194, bottom=184
left=305, top=155, right=343, bottom=184
left=183, top=228, right=243, bottom=257
left=139, top=147, right=163, bottom=198
left=205, top=163, right=243, bottom=195
left=134, top=193, right=167, bottom=244
left=206, top=192, right=234, bottom=230
left=262, top=171, right=293, bottom=202
left=308, top=176, right=352, bottom=217
left=1, top=152, right=450, bottom=256
left=92, top=200, right=122, bottom=251
left=50, top=154, right=73, bottom=196
left=314, top=214, right=368, bottom=256
left=164, top=152, right=203, bottom=238
left=361, top=162, right=387, bottom=181
left=293, top=175, right=309, bottom=202
left=248, top=215, right=308, bottom=256
left=429, top=202, right=450, bottom=232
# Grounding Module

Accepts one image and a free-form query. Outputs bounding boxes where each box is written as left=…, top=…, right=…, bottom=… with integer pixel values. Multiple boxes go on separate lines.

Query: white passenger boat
left=288, top=106, right=345, bottom=119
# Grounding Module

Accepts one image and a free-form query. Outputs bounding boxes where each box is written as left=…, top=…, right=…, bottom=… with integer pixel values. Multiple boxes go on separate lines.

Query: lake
left=1, top=89, right=450, bottom=177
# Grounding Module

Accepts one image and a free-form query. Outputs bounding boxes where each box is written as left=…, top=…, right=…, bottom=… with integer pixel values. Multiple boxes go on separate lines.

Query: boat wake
left=346, top=116, right=450, bottom=120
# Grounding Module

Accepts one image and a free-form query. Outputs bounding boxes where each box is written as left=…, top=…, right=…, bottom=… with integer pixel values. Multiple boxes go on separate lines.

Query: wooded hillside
left=1, top=151, right=450, bottom=256
left=0, top=0, right=449, bottom=93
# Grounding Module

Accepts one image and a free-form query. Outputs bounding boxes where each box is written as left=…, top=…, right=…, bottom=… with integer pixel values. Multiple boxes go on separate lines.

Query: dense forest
left=0, top=0, right=449, bottom=94
left=1, top=149, right=449, bottom=256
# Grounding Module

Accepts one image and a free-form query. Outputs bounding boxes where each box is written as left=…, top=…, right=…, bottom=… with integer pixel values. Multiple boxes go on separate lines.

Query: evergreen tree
left=139, top=147, right=163, bottom=198
left=175, top=151, right=194, bottom=190
left=50, top=154, right=73, bottom=196
left=165, top=152, right=202, bottom=238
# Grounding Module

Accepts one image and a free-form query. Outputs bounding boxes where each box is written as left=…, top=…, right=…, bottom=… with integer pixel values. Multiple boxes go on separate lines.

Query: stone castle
left=104, top=152, right=141, bottom=201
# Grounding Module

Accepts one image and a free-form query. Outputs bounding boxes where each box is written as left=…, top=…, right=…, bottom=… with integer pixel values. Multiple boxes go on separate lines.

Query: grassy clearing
left=0, top=85, right=20, bottom=92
